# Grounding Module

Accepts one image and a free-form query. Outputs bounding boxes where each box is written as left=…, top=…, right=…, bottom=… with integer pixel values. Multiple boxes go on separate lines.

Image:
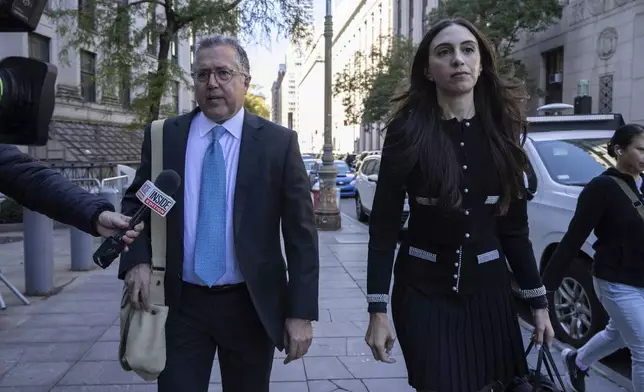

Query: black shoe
left=561, top=348, right=588, bottom=392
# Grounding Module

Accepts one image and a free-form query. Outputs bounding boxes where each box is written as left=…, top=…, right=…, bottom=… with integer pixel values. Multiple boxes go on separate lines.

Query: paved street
left=0, top=213, right=630, bottom=391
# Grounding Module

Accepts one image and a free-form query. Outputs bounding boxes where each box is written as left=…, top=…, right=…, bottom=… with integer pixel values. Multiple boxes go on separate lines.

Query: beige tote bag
left=118, top=118, right=168, bottom=381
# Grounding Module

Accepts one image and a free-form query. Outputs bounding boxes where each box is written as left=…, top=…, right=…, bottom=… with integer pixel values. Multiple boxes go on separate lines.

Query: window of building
left=28, top=33, right=50, bottom=62
left=422, top=0, right=428, bottom=34
left=80, top=50, right=97, bottom=102
left=120, top=70, right=131, bottom=109
left=172, top=81, right=180, bottom=114
left=379, top=4, right=383, bottom=51
left=78, top=0, right=96, bottom=30
left=189, top=26, right=196, bottom=68
left=408, top=0, right=414, bottom=37
left=543, top=46, right=564, bottom=104
left=146, top=5, right=156, bottom=55
left=396, top=0, right=401, bottom=36
left=599, top=74, right=613, bottom=114
left=170, top=35, right=179, bottom=63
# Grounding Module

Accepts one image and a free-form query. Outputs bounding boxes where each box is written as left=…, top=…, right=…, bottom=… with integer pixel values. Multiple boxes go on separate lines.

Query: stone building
left=510, top=0, right=644, bottom=124
left=0, top=1, right=196, bottom=180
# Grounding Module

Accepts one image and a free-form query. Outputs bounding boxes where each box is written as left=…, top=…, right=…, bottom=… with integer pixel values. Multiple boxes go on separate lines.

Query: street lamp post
left=315, top=0, right=341, bottom=231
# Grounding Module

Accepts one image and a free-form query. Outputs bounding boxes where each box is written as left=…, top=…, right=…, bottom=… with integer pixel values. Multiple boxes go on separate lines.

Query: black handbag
left=508, top=340, right=567, bottom=392
left=481, top=341, right=567, bottom=392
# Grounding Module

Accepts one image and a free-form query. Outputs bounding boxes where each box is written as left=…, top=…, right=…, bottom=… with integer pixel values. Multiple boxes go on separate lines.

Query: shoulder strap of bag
left=609, top=176, right=644, bottom=222
left=149, top=119, right=166, bottom=271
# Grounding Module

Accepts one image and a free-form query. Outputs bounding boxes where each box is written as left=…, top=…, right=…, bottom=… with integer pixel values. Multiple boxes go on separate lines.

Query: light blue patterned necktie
left=194, top=125, right=227, bottom=287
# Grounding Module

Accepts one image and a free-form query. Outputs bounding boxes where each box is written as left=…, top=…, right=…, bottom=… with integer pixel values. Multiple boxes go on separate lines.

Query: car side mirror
left=367, top=174, right=378, bottom=183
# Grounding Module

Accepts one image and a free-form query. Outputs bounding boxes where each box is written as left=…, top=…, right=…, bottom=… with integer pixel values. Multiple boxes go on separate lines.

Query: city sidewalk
left=0, top=214, right=630, bottom=391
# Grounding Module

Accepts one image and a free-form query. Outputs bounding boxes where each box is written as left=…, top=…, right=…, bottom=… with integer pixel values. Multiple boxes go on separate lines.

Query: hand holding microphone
left=95, top=212, right=145, bottom=250
left=93, top=169, right=182, bottom=269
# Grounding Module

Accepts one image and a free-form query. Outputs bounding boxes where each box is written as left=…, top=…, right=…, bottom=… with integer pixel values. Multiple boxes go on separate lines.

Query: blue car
left=309, top=160, right=356, bottom=197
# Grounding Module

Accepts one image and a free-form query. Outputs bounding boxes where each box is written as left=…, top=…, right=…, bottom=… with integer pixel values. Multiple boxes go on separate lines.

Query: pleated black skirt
left=391, top=281, right=529, bottom=392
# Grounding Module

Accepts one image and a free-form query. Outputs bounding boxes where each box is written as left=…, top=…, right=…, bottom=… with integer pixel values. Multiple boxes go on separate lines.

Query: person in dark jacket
left=0, top=144, right=143, bottom=244
left=364, top=18, right=554, bottom=392
left=542, top=124, right=644, bottom=392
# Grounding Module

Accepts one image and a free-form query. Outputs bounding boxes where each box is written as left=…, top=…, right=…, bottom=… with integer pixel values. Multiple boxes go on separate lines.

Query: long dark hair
left=385, top=18, right=529, bottom=214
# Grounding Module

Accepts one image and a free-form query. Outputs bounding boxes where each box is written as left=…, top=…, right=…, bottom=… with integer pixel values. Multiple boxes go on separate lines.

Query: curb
left=517, top=318, right=632, bottom=391
left=340, top=212, right=366, bottom=228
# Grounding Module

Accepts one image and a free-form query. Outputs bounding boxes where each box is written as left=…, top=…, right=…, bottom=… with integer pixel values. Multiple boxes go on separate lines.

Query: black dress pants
left=158, top=282, right=275, bottom=392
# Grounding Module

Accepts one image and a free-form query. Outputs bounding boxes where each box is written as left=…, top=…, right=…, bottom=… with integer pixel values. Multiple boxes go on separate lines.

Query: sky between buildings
left=243, top=0, right=326, bottom=103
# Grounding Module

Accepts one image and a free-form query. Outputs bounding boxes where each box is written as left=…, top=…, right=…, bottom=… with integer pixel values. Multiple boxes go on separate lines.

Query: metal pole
left=23, top=208, right=54, bottom=296
left=70, top=227, right=94, bottom=271
left=98, top=187, right=121, bottom=213
left=0, top=270, right=30, bottom=309
left=315, top=0, right=341, bottom=231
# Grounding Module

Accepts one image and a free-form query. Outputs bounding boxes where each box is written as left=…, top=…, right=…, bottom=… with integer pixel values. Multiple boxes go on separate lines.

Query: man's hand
left=124, top=263, right=152, bottom=311
left=96, top=211, right=144, bottom=251
left=283, top=318, right=313, bottom=364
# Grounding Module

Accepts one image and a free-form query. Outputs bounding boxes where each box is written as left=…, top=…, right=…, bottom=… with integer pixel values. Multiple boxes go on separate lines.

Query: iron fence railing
left=101, top=175, right=130, bottom=194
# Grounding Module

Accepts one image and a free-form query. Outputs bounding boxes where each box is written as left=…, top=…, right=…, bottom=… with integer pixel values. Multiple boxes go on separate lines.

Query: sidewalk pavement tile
left=0, top=217, right=630, bottom=391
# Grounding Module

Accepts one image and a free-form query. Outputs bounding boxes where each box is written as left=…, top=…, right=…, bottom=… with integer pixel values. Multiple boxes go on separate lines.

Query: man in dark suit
left=118, top=34, right=319, bottom=392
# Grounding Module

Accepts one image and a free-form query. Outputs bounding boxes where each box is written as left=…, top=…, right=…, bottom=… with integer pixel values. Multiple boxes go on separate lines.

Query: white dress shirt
left=182, top=108, right=245, bottom=286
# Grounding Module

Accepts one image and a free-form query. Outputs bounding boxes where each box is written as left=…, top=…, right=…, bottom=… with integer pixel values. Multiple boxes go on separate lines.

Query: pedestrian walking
left=363, top=18, right=554, bottom=392
left=543, top=123, right=644, bottom=392
left=119, top=34, right=319, bottom=392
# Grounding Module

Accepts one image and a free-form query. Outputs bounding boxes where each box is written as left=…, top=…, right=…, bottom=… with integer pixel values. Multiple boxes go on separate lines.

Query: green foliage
left=47, top=0, right=312, bottom=128
left=244, top=84, right=270, bottom=118
left=333, top=1, right=563, bottom=126
left=0, top=198, right=23, bottom=224
left=427, top=0, right=563, bottom=59
left=333, top=35, right=416, bottom=125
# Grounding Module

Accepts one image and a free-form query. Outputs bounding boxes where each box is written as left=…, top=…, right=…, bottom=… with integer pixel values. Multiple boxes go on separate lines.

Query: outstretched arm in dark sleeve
left=366, top=121, right=410, bottom=313
left=118, top=125, right=153, bottom=280
left=542, top=178, right=606, bottom=292
left=280, top=131, right=319, bottom=321
left=0, top=144, right=114, bottom=236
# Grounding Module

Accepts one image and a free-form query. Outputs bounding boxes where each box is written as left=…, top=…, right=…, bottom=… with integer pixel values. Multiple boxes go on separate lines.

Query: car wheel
left=355, top=194, right=368, bottom=222
left=548, top=257, right=607, bottom=348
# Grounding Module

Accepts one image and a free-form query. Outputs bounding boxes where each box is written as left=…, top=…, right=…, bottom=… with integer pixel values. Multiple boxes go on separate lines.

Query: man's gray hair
left=194, top=35, right=251, bottom=75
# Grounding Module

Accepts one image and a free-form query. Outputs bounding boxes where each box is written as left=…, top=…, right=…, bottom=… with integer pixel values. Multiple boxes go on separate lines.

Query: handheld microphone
left=92, top=169, right=182, bottom=269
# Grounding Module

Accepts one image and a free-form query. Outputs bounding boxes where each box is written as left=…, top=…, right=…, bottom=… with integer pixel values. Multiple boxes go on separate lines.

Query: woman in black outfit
left=542, top=124, right=644, bottom=392
left=364, top=19, right=554, bottom=392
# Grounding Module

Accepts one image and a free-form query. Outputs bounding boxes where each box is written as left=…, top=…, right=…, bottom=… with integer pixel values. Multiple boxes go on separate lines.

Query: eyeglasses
left=191, top=68, right=246, bottom=85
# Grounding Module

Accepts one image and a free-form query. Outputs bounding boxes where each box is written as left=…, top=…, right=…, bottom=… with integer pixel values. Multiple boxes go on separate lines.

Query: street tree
left=47, top=0, right=311, bottom=127
left=333, top=1, right=563, bottom=127
left=244, top=85, right=270, bottom=119
left=428, top=0, right=563, bottom=59
left=333, top=35, right=416, bottom=126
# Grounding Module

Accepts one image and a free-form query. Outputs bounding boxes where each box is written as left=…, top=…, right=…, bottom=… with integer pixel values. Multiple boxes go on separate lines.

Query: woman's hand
left=365, top=313, right=397, bottom=363
left=532, top=308, right=555, bottom=348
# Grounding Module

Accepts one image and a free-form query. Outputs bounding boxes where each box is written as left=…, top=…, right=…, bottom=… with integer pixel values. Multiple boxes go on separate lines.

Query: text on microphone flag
left=142, top=188, right=176, bottom=217
left=136, top=180, right=154, bottom=202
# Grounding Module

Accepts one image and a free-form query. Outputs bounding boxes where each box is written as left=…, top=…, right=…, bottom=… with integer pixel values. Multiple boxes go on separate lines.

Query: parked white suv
left=354, top=154, right=410, bottom=225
